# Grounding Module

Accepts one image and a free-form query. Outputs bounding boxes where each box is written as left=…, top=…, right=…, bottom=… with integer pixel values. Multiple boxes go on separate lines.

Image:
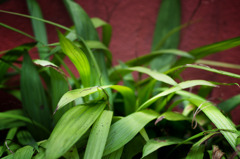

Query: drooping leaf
left=26, top=0, right=49, bottom=59
left=56, top=85, right=135, bottom=115
left=109, top=66, right=177, bottom=86
left=45, top=103, right=106, bottom=159
left=176, top=90, right=239, bottom=150
left=138, top=80, right=216, bottom=111
left=84, top=110, right=113, bottom=159
left=103, top=109, right=159, bottom=156
left=167, top=64, right=240, bottom=79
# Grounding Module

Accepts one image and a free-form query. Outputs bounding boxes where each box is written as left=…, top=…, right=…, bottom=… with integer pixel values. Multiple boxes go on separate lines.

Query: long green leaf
left=110, top=66, right=177, bottom=85
left=102, top=147, right=124, bottom=159
left=103, top=109, right=159, bottom=156
left=59, top=32, right=91, bottom=88
left=151, top=0, right=180, bottom=71
left=176, top=90, right=238, bottom=150
left=21, top=52, right=51, bottom=138
left=142, top=137, right=183, bottom=158
left=34, top=59, right=71, bottom=121
left=45, top=103, right=106, bottom=159
left=84, top=110, right=113, bottom=159
left=166, top=64, right=240, bottom=79
left=175, top=36, right=240, bottom=66
left=196, top=59, right=240, bottom=70
left=26, top=0, right=49, bottom=59
left=138, top=80, right=216, bottom=111
left=124, top=49, right=193, bottom=67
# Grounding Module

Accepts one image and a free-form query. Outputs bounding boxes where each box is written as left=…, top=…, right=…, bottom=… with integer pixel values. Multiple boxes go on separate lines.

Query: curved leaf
left=138, top=80, right=216, bottom=111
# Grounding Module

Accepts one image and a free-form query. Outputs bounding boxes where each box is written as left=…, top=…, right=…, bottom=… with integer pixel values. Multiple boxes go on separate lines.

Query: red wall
left=0, top=0, right=240, bottom=122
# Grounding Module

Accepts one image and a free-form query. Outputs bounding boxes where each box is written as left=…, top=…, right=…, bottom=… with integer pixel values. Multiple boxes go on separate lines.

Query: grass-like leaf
left=175, top=36, right=240, bottom=66
left=26, top=0, right=49, bottom=59
left=177, top=90, right=238, bottom=150
left=110, top=66, right=177, bottom=85
left=84, top=110, right=113, bottom=159
left=45, top=103, right=106, bottom=159
left=138, top=80, right=216, bottom=111
left=103, top=109, right=159, bottom=156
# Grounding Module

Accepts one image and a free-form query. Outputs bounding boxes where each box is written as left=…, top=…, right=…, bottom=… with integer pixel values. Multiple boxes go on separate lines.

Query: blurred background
left=0, top=0, right=240, bottom=122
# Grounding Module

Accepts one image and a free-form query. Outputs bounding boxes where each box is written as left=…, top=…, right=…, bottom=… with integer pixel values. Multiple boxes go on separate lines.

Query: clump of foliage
left=1, top=0, right=240, bottom=158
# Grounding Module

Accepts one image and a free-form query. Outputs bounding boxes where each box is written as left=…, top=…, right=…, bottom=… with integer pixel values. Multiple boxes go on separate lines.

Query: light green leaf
left=13, top=145, right=35, bottom=159
left=56, top=85, right=135, bottom=114
left=110, top=66, right=177, bottom=85
left=45, top=103, right=106, bottom=159
left=103, top=109, right=159, bottom=156
left=177, top=90, right=238, bottom=150
left=138, top=80, right=216, bottom=111
left=84, top=110, right=113, bottom=159
left=59, top=32, right=91, bottom=88
left=142, top=137, right=183, bottom=158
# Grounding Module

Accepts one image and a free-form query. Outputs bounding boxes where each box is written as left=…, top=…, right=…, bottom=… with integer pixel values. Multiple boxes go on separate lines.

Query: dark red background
left=0, top=0, right=240, bottom=122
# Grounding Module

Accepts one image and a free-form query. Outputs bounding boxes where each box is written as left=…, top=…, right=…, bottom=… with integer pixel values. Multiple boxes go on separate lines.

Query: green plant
left=1, top=0, right=240, bottom=158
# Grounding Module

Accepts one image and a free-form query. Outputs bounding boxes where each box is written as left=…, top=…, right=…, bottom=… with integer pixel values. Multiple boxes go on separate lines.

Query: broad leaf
left=103, top=109, right=159, bottom=156
left=45, top=103, right=106, bottom=159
